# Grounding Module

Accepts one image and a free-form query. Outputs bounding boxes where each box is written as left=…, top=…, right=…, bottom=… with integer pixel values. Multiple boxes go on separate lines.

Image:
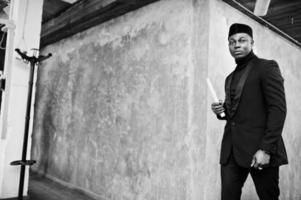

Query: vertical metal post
left=18, top=58, right=35, bottom=200
left=11, top=49, right=52, bottom=200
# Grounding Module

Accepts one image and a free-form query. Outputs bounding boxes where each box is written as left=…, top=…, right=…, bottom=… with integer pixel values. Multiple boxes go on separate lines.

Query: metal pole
left=11, top=49, right=52, bottom=200
left=17, top=59, right=35, bottom=200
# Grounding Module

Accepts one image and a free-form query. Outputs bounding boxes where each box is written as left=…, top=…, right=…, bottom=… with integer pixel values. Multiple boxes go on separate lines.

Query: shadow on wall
left=39, top=98, right=55, bottom=175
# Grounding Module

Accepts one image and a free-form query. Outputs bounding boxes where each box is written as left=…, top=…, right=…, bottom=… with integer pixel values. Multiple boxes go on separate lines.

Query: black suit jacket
left=218, top=55, right=288, bottom=168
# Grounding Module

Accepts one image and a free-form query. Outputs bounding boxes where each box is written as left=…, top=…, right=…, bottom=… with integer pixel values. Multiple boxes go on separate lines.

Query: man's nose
left=234, top=42, right=241, bottom=48
left=234, top=43, right=241, bottom=48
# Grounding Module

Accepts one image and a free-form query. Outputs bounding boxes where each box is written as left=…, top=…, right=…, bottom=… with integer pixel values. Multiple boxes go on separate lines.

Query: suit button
left=231, top=122, right=236, bottom=126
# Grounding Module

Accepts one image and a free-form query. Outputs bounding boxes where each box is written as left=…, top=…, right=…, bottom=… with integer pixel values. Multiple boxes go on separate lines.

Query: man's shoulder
left=252, top=57, right=279, bottom=74
left=254, top=56, right=278, bottom=66
left=253, top=57, right=283, bottom=80
left=225, top=71, right=234, bottom=80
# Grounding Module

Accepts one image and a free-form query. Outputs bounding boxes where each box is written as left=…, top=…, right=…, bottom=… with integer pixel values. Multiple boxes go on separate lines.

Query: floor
left=29, top=173, right=97, bottom=200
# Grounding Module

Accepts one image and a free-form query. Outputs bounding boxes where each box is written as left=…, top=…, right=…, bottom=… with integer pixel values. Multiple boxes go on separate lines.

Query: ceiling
left=42, top=0, right=301, bottom=47
left=223, top=0, right=301, bottom=47
left=1, top=0, right=301, bottom=48
left=243, top=0, right=301, bottom=42
left=42, top=0, right=78, bottom=23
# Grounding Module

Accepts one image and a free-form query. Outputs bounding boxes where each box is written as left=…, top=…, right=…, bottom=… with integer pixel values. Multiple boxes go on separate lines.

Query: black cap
left=228, top=23, right=253, bottom=38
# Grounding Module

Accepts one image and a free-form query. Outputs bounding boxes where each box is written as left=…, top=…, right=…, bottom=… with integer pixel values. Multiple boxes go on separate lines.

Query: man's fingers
left=251, top=150, right=269, bottom=170
left=251, top=159, right=264, bottom=170
left=211, top=105, right=224, bottom=110
left=211, top=102, right=221, bottom=106
left=253, top=162, right=259, bottom=168
left=250, top=158, right=255, bottom=167
left=256, top=163, right=263, bottom=170
left=211, top=105, right=223, bottom=110
left=211, top=104, right=225, bottom=115
left=215, top=108, right=225, bottom=113
left=251, top=157, right=260, bottom=168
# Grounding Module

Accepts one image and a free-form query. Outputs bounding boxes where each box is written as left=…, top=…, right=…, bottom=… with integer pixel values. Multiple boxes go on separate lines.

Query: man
left=211, top=23, right=288, bottom=200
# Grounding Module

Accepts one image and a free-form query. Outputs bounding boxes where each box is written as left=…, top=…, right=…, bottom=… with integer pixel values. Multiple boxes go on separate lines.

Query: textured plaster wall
left=206, top=0, right=301, bottom=200
left=31, top=0, right=209, bottom=199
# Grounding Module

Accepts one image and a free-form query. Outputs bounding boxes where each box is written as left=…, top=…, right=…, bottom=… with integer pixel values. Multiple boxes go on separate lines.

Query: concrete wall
left=31, top=0, right=209, bottom=199
left=31, top=0, right=301, bottom=199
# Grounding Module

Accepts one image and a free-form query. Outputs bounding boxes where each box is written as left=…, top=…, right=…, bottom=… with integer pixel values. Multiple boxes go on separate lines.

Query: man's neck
left=235, top=50, right=254, bottom=66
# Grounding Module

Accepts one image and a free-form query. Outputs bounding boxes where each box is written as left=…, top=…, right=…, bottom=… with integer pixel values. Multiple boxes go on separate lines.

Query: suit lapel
left=225, top=72, right=233, bottom=117
left=227, top=59, right=255, bottom=119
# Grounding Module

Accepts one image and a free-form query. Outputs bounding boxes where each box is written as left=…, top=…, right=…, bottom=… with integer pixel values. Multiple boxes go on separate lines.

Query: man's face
left=228, top=33, right=253, bottom=59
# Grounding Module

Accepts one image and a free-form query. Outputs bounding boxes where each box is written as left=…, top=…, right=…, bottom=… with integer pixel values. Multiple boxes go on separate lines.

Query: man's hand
left=211, top=101, right=225, bottom=115
left=251, top=150, right=270, bottom=170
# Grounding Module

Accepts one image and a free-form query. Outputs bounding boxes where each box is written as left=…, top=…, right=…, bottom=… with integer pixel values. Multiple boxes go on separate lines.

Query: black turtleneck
left=235, top=50, right=255, bottom=67
left=230, top=51, right=255, bottom=103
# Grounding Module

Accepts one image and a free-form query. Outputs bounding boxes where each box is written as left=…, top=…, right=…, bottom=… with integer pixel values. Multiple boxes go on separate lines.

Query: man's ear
left=251, top=39, right=254, bottom=45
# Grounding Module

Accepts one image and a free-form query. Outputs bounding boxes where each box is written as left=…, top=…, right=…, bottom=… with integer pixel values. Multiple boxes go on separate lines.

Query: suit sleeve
left=260, top=60, right=286, bottom=154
